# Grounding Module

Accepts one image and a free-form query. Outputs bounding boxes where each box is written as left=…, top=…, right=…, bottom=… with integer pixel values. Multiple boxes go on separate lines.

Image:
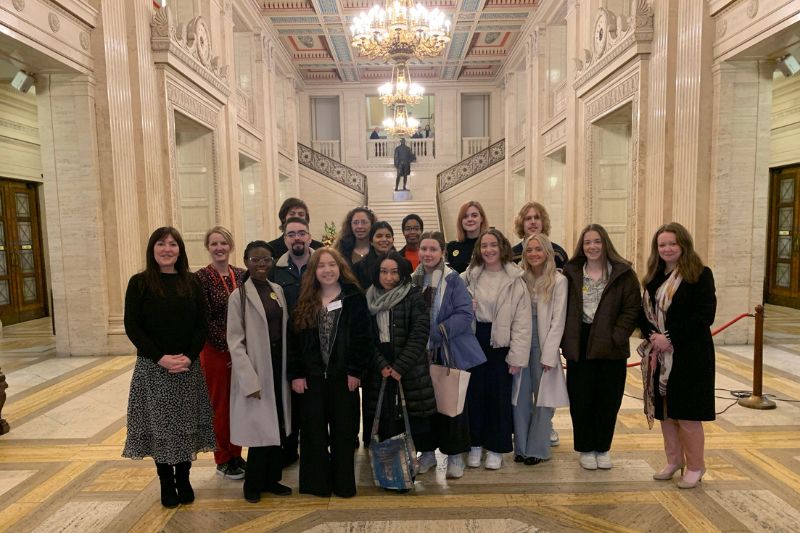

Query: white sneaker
left=596, top=451, right=612, bottom=469
left=467, top=446, right=483, bottom=468
left=446, top=454, right=465, bottom=479
left=484, top=451, right=503, bottom=470
left=417, top=451, right=437, bottom=474
left=550, top=430, right=560, bottom=446
left=579, top=452, right=598, bottom=470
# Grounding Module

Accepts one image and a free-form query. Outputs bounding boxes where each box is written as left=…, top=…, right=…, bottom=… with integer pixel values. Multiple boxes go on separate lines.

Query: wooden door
left=0, top=179, right=48, bottom=325
left=766, top=166, right=800, bottom=308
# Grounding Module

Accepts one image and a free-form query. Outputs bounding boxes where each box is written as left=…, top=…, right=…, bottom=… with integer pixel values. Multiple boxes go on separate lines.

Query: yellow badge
left=270, top=292, right=278, bottom=300
left=582, top=285, right=589, bottom=293
left=452, top=249, right=460, bottom=257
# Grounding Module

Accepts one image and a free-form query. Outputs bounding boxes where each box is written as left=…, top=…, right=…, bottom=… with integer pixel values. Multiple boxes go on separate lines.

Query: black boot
left=174, top=461, right=195, bottom=504
left=155, top=463, right=179, bottom=508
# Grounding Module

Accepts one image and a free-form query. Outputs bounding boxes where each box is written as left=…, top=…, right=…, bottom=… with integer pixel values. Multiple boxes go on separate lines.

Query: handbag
left=429, top=324, right=471, bottom=417
left=369, top=378, right=417, bottom=491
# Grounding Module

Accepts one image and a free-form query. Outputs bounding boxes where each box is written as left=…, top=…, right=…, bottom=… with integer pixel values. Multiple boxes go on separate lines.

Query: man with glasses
left=269, top=217, right=315, bottom=466
left=267, top=198, right=324, bottom=259
left=398, top=214, right=423, bottom=270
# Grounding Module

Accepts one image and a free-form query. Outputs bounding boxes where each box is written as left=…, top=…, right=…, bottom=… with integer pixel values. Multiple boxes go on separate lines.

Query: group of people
left=122, top=196, right=717, bottom=508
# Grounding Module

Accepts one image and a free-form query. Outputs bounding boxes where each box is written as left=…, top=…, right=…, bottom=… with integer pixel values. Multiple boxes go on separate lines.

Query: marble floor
left=1, top=307, right=799, bottom=532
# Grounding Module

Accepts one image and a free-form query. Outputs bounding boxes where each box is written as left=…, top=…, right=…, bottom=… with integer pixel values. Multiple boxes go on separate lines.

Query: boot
left=174, top=461, right=195, bottom=504
left=155, top=463, right=179, bottom=508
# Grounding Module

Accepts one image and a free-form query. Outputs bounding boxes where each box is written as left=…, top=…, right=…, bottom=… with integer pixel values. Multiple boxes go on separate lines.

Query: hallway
left=1, top=311, right=799, bottom=532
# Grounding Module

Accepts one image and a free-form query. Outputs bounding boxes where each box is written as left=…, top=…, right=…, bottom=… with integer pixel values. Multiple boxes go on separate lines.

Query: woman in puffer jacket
left=363, top=251, right=436, bottom=458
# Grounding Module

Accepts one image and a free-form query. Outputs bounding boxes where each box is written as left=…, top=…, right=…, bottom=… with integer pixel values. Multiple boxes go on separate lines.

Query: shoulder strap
left=239, top=283, right=247, bottom=336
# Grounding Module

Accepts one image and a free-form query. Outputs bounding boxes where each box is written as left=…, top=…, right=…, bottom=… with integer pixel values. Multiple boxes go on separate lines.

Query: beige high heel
left=653, top=463, right=685, bottom=480
left=677, top=468, right=706, bottom=489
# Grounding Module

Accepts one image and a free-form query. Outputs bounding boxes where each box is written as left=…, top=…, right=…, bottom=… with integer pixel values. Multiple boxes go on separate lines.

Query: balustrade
left=367, top=138, right=435, bottom=160
left=311, top=140, right=341, bottom=161
left=461, top=137, right=490, bottom=158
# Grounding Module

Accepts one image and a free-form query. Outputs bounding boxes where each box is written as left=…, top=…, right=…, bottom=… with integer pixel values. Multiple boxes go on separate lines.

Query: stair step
left=369, top=200, right=439, bottom=249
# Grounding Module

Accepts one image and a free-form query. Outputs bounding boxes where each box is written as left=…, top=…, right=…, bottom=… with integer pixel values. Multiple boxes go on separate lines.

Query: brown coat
left=560, top=259, right=641, bottom=361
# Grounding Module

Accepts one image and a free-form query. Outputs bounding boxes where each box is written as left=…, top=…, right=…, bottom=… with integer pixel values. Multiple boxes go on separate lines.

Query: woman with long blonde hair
left=512, top=234, right=568, bottom=465
left=288, top=248, right=371, bottom=498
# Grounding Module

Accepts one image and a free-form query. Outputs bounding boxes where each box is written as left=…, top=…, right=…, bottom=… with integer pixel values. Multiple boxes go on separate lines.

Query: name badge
left=327, top=300, right=343, bottom=312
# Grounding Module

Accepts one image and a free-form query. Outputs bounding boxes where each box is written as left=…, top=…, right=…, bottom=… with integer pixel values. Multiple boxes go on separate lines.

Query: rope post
left=0, top=367, right=9, bottom=434
left=738, top=305, right=776, bottom=410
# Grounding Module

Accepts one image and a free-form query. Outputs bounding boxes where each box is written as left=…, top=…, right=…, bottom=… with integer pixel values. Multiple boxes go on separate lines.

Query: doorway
left=0, top=178, right=48, bottom=325
left=766, top=165, right=800, bottom=308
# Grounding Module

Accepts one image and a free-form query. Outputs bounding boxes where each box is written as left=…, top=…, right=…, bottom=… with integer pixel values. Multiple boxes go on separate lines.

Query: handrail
left=297, top=142, right=367, bottom=196
left=437, top=138, right=505, bottom=194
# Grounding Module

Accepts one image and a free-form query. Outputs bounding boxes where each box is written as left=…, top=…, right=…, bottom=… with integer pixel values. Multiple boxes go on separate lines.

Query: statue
left=393, top=138, right=416, bottom=191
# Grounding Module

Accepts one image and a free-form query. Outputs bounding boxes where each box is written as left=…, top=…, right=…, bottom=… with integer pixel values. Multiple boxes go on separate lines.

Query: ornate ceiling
left=259, top=0, right=539, bottom=83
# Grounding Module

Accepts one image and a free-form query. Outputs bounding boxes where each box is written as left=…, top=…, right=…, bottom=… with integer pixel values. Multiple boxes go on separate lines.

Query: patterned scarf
left=637, top=269, right=682, bottom=429
left=366, top=283, right=411, bottom=342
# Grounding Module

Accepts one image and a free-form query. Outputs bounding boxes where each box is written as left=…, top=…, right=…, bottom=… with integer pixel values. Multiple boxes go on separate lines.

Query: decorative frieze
left=166, top=82, right=218, bottom=128
left=151, top=7, right=230, bottom=97
left=12, top=0, right=24, bottom=11
left=574, top=0, right=654, bottom=88
left=48, top=12, right=60, bottom=32
left=585, top=73, right=639, bottom=119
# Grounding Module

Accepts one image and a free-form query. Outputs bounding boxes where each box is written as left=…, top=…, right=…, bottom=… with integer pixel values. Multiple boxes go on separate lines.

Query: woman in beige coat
left=227, top=241, right=292, bottom=503
left=460, top=229, right=532, bottom=470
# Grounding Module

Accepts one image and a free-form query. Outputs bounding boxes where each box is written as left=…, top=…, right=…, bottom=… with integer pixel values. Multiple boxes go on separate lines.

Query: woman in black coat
left=639, top=222, right=716, bottom=489
left=364, top=251, right=436, bottom=469
left=288, top=248, right=371, bottom=498
left=561, top=224, right=641, bottom=471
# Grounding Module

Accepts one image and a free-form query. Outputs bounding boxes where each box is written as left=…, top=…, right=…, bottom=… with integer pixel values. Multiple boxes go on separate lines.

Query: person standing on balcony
left=512, top=202, right=569, bottom=270
left=370, top=128, right=380, bottom=140
left=398, top=214, right=423, bottom=270
left=424, top=124, right=433, bottom=138
left=267, top=198, right=324, bottom=259
left=394, top=138, right=416, bottom=192
left=446, top=201, right=489, bottom=274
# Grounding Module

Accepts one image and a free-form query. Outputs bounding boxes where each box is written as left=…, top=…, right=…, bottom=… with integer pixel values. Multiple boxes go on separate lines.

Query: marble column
left=643, top=0, right=678, bottom=242
left=563, top=0, right=581, bottom=252
left=672, top=0, right=714, bottom=255
left=37, top=74, right=110, bottom=356
left=258, top=38, right=281, bottom=237
left=708, top=61, right=772, bottom=343
left=434, top=88, right=459, bottom=160
left=93, top=0, right=142, bottom=352
left=218, top=0, right=237, bottom=228
left=526, top=29, right=543, bottom=203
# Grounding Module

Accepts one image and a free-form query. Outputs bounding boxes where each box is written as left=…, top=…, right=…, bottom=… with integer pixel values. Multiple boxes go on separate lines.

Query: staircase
left=370, top=200, right=439, bottom=249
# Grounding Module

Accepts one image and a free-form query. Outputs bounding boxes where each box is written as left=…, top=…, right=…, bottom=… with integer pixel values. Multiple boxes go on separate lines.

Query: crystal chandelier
left=378, top=62, right=424, bottom=106
left=382, top=103, right=419, bottom=137
left=351, top=0, right=451, bottom=62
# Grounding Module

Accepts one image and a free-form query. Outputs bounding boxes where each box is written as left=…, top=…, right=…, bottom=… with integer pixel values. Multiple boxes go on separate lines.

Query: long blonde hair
left=520, top=234, right=557, bottom=303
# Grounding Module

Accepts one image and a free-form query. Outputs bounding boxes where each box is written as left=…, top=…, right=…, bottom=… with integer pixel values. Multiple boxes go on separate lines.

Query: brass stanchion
left=738, top=305, right=777, bottom=410
left=0, top=367, right=9, bottom=434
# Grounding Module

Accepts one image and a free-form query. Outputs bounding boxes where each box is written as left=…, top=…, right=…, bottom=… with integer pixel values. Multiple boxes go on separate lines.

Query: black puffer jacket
left=287, top=283, right=371, bottom=380
left=364, top=286, right=436, bottom=419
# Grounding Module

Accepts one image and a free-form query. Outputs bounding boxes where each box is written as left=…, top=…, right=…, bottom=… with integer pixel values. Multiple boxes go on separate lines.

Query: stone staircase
left=369, top=200, right=440, bottom=249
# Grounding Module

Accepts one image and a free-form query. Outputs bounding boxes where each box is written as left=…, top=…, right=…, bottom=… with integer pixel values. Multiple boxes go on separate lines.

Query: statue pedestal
left=393, top=190, right=412, bottom=201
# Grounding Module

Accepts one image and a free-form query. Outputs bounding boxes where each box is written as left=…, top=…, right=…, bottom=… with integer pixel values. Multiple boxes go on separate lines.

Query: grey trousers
left=513, top=359, right=555, bottom=460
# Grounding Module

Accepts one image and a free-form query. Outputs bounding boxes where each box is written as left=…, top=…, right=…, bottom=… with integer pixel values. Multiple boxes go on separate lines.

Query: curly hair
left=334, top=207, right=377, bottom=257
left=468, top=228, right=514, bottom=268
left=513, top=202, right=551, bottom=239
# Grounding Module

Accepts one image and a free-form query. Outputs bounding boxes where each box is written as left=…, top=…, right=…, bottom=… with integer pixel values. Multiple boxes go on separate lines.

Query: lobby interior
left=2, top=0, right=800, bottom=531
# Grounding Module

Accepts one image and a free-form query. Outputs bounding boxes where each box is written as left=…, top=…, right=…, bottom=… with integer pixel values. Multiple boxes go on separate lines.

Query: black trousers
left=467, top=322, right=513, bottom=453
left=566, top=323, right=627, bottom=453
left=244, top=446, right=282, bottom=493
left=299, top=374, right=358, bottom=498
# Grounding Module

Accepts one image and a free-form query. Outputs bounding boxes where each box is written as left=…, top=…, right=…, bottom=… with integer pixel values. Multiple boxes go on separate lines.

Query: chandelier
left=382, top=103, right=419, bottom=137
left=378, top=62, right=424, bottom=106
left=351, top=0, right=451, bottom=62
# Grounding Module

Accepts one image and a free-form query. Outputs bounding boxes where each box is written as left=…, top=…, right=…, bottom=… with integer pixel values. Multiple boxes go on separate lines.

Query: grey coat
left=226, top=279, right=291, bottom=447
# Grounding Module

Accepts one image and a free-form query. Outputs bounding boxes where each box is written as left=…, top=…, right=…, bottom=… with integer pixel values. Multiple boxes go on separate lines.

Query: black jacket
left=364, top=286, right=436, bottom=418
left=512, top=240, right=569, bottom=269
left=287, top=283, right=371, bottom=380
left=561, top=258, right=641, bottom=361
left=267, top=235, right=324, bottom=261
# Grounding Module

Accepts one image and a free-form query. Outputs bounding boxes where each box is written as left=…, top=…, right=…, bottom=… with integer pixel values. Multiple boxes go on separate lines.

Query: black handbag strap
left=438, top=323, right=454, bottom=370
left=370, top=377, right=412, bottom=440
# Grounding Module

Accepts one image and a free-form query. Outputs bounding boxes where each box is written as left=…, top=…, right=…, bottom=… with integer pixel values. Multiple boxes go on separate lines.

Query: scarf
left=366, top=283, right=411, bottom=342
left=412, top=261, right=447, bottom=350
left=637, top=269, right=682, bottom=429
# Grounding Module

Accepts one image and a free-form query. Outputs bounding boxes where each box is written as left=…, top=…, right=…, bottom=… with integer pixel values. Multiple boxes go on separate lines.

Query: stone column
left=672, top=0, right=714, bottom=254
left=525, top=29, right=542, bottom=202
left=258, top=37, right=280, bottom=237
left=563, top=0, right=581, bottom=252
left=708, top=61, right=772, bottom=343
left=37, top=74, right=110, bottom=356
left=93, top=0, right=142, bottom=352
left=218, top=0, right=237, bottom=228
left=434, top=88, right=459, bottom=160
left=643, top=0, right=678, bottom=241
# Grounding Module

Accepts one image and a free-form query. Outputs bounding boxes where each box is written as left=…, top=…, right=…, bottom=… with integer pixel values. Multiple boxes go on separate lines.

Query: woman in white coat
left=513, top=234, right=569, bottom=465
left=227, top=241, right=292, bottom=503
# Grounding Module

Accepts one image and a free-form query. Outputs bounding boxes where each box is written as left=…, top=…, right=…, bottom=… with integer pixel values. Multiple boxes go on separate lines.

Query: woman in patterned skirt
left=123, top=227, right=216, bottom=508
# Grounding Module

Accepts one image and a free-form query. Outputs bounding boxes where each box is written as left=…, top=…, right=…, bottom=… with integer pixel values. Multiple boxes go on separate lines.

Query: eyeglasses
left=403, top=226, right=421, bottom=232
left=286, top=231, right=308, bottom=239
left=247, top=256, right=273, bottom=263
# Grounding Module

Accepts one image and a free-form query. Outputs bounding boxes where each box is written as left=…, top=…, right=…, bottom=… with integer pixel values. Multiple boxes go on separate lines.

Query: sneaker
left=467, top=446, right=483, bottom=468
left=596, top=451, right=612, bottom=469
left=234, top=456, right=247, bottom=470
left=417, top=452, right=437, bottom=474
left=446, top=454, right=464, bottom=479
left=579, top=452, right=598, bottom=470
left=550, top=430, right=560, bottom=447
left=216, top=459, right=246, bottom=480
left=484, top=451, right=503, bottom=470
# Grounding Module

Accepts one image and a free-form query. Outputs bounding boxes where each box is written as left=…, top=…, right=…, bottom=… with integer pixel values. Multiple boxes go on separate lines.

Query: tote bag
left=429, top=324, right=471, bottom=417
left=369, top=379, right=417, bottom=491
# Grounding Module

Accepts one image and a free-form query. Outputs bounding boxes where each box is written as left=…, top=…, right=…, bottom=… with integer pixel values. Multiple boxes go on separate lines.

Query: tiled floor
left=1, top=308, right=799, bottom=532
